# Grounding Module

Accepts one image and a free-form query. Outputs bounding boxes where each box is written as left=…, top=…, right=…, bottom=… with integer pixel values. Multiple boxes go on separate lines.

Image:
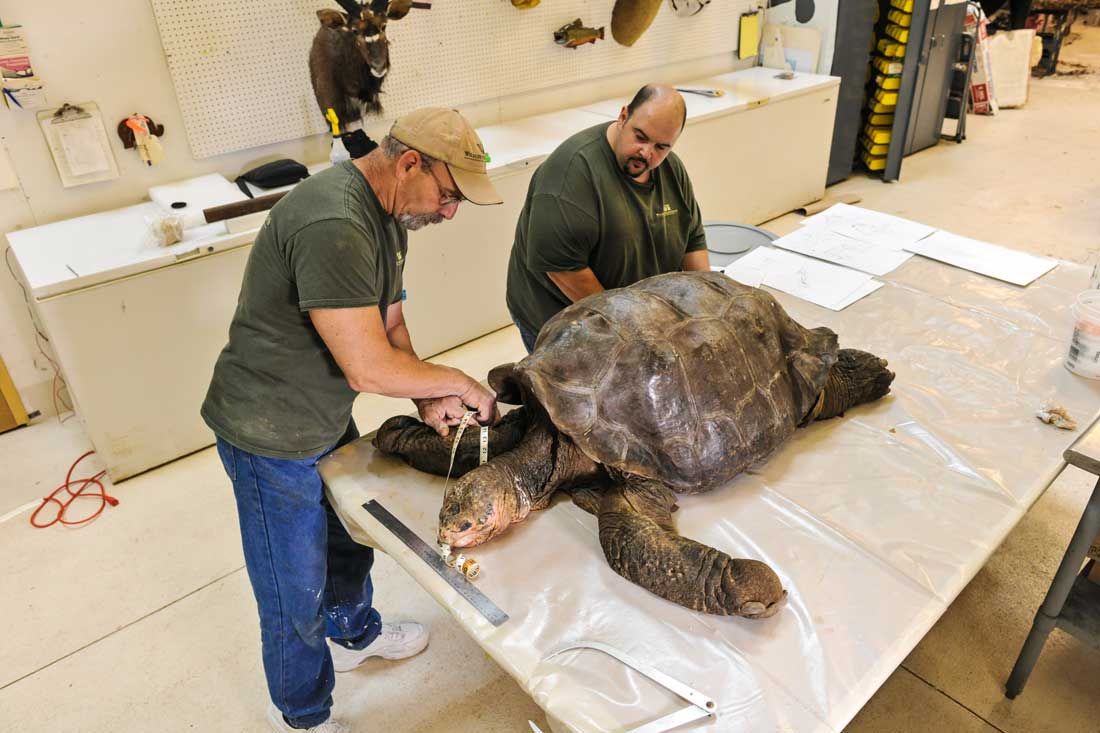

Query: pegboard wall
left=150, top=1, right=754, bottom=159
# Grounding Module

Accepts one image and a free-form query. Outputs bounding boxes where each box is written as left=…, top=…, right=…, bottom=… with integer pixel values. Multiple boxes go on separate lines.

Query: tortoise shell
left=517, top=272, right=838, bottom=492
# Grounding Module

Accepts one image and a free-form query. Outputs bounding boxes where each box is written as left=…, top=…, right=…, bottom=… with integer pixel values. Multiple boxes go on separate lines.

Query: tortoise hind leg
left=596, top=479, right=787, bottom=618
left=374, top=407, right=529, bottom=477
left=815, top=348, right=895, bottom=420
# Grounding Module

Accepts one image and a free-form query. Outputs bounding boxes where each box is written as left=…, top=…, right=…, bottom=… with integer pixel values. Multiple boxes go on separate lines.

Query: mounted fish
left=554, top=19, right=605, bottom=49
left=611, top=0, right=663, bottom=47
left=308, top=0, right=431, bottom=160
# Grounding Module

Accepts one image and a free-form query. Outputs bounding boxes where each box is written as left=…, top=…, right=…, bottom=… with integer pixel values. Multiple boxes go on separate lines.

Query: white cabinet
left=33, top=247, right=251, bottom=480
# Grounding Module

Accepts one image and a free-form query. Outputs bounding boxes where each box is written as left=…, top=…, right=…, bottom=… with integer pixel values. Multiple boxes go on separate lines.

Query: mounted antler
left=335, top=0, right=364, bottom=20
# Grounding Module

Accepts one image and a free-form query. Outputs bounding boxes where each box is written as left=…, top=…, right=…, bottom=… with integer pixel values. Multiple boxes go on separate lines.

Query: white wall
left=0, top=0, right=745, bottom=415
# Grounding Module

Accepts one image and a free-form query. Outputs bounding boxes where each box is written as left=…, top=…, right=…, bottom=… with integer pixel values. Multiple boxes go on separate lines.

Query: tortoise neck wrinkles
left=490, top=416, right=564, bottom=520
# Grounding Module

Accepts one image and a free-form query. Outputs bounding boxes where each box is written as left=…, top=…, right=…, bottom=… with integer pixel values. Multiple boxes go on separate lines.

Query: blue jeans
left=512, top=316, right=539, bottom=354
left=215, top=420, right=381, bottom=729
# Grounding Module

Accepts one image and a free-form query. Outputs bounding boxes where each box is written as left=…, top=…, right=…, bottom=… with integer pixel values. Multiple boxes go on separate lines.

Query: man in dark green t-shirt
left=506, top=84, right=710, bottom=352
left=201, top=108, right=502, bottom=733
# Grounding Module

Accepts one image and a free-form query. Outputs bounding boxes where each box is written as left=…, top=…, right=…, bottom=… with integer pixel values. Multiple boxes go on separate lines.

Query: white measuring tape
left=440, top=410, right=490, bottom=580
left=443, top=410, right=489, bottom=493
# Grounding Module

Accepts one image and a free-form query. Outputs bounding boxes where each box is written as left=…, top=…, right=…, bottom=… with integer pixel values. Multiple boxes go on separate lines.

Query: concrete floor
left=3, top=27, right=1100, bottom=733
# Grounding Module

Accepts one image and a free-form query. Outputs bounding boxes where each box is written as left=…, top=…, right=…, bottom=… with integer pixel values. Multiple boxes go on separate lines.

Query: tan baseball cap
left=389, top=107, right=503, bottom=206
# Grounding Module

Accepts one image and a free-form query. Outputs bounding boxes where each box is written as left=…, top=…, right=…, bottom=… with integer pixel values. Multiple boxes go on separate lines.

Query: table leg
left=1005, top=477, right=1100, bottom=699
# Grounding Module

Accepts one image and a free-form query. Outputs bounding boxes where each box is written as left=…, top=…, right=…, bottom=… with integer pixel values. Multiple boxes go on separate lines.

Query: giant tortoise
left=376, top=272, right=894, bottom=618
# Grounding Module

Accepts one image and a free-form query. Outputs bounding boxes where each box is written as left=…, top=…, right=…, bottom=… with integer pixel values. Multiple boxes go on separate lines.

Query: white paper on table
left=723, top=247, right=883, bottom=311
left=722, top=246, right=775, bottom=288
left=772, top=226, right=914, bottom=276
left=801, top=203, right=936, bottom=250
left=904, top=230, right=1057, bottom=286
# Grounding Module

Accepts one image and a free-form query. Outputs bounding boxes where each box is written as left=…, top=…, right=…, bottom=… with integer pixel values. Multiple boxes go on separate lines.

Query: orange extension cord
left=30, top=451, right=118, bottom=528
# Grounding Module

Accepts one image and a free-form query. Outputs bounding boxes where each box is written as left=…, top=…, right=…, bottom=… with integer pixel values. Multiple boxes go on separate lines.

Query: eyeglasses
left=428, top=164, right=464, bottom=207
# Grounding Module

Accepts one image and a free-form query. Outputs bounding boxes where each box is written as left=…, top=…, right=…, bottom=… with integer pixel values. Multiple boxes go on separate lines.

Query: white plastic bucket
left=1066, top=290, right=1100, bottom=379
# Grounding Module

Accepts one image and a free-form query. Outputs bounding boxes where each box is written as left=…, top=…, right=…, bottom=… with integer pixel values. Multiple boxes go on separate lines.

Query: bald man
left=506, top=84, right=710, bottom=352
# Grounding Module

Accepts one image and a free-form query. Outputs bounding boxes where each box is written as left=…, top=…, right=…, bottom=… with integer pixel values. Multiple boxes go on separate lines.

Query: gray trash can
left=703, top=221, right=777, bottom=269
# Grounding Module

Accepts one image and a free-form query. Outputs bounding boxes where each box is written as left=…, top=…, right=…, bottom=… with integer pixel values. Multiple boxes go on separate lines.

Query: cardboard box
left=0, top=355, right=29, bottom=434
left=966, top=5, right=998, bottom=115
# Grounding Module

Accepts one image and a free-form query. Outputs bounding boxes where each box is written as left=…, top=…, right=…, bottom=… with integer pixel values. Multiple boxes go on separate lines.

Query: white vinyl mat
left=321, top=258, right=1099, bottom=732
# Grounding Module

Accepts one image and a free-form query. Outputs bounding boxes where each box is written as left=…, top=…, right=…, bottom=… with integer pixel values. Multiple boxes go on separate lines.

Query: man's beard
left=621, top=156, right=649, bottom=177
left=398, top=212, right=445, bottom=231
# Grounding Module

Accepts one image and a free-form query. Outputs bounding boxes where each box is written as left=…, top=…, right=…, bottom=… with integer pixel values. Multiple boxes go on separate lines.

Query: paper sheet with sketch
left=904, top=230, right=1057, bottom=286
left=772, top=226, right=913, bottom=276
left=723, top=247, right=883, bottom=311
left=800, top=203, right=936, bottom=250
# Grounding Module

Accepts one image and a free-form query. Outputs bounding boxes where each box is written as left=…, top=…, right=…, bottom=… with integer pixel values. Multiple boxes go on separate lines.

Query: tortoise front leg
left=596, top=479, right=787, bottom=618
left=373, top=407, right=529, bottom=477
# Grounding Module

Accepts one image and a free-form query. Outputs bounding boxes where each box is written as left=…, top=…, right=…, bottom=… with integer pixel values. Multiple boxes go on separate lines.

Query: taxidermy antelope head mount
left=309, top=1, right=425, bottom=124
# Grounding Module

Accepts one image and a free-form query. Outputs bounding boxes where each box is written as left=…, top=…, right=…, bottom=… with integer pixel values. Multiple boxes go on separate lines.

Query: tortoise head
left=438, top=463, right=516, bottom=549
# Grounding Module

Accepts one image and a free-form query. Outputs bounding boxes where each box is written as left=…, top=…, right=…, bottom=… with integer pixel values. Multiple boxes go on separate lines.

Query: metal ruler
left=363, top=499, right=509, bottom=627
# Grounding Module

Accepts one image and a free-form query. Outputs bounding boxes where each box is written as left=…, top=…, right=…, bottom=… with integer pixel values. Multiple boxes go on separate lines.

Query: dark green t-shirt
left=506, top=122, right=707, bottom=333
left=201, top=161, right=407, bottom=459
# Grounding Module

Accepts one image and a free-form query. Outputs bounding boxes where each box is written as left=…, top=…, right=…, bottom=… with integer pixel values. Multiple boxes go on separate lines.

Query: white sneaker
left=328, top=621, right=429, bottom=672
left=266, top=703, right=349, bottom=732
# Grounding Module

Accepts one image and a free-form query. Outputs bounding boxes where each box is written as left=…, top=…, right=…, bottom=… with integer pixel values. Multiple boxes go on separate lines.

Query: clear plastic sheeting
left=320, top=259, right=1100, bottom=733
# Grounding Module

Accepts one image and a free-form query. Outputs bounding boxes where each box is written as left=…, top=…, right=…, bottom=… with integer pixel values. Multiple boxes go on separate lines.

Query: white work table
left=320, top=258, right=1100, bottom=733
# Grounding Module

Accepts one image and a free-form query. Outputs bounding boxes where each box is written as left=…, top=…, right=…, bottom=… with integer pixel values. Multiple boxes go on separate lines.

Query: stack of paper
left=904, top=230, right=1057, bottom=286
left=723, top=247, right=883, bottom=311
left=772, top=225, right=913, bottom=276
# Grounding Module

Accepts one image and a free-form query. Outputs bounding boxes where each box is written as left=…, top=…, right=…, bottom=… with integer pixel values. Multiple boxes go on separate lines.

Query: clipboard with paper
left=37, top=102, right=119, bottom=187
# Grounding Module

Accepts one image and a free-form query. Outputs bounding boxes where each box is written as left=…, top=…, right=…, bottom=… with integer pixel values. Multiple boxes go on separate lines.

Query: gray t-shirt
left=202, top=161, right=407, bottom=459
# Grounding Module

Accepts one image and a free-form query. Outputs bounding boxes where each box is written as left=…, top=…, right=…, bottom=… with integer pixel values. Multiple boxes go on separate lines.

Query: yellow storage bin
left=868, top=112, right=894, bottom=126
left=864, top=124, right=892, bottom=144
left=890, top=0, right=914, bottom=12
left=875, top=74, right=901, bottom=90
left=862, top=150, right=887, bottom=171
left=877, top=38, right=906, bottom=58
left=872, top=55, right=904, bottom=75
left=885, top=23, right=909, bottom=43
left=870, top=99, right=897, bottom=114
left=873, top=88, right=898, bottom=106
left=888, top=9, right=912, bottom=27
left=861, top=136, right=889, bottom=156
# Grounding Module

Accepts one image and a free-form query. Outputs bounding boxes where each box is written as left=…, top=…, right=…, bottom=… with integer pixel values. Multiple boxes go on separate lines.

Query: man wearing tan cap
left=201, top=107, right=501, bottom=733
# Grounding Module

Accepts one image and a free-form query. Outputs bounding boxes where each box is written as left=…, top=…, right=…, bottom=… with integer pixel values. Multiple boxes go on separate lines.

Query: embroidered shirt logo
left=395, top=250, right=405, bottom=267
left=656, top=203, right=678, bottom=218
